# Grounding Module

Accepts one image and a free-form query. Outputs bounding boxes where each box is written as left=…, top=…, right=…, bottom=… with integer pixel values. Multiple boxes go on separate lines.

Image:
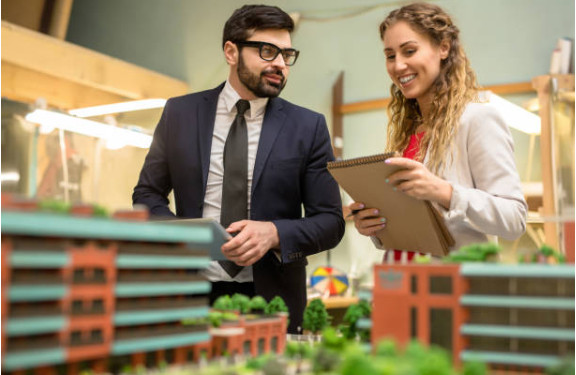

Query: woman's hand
left=348, top=202, right=387, bottom=237
left=385, top=157, right=453, bottom=209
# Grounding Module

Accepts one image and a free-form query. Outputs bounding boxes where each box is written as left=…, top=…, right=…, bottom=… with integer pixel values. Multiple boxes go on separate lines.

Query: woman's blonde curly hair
left=379, top=2, right=479, bottom=174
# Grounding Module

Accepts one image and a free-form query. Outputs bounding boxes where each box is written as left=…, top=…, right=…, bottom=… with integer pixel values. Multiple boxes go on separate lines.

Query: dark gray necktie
left=219, top=99, right=250, bottom=278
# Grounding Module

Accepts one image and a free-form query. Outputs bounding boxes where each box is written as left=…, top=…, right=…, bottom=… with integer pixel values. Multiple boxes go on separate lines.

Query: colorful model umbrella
left=310, top=266, right=349, bottom=296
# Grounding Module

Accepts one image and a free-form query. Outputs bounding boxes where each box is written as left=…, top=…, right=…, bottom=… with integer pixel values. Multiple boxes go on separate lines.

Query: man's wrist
left=268, top=221, right=280, bottom=249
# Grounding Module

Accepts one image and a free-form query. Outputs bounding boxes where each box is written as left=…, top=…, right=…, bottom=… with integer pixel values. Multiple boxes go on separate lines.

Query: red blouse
left=389, top=131, right=425, bottom=263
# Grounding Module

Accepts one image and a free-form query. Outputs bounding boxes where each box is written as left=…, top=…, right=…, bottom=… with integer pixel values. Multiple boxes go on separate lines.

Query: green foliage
left=284, top=341, right=313, bottom=360
left=92, top=204, right=109, bottom=217
left=339, top=300, right=371, bottom=340
left=540, top=245, right=555, bottom=256
left=339, top=346, right=380, bottom=375
left=303, top=299, right=330, bottom=334
left=519, top=244, right=566, bottom=264
left=249, top=295, right=268, bottom=312
left=312, top=346, right=341, bottom=374
left=37, top=200, right=109, bottom=217
left=221, top=312, right=239, bottom=321
left=245, top=353, right=272, bottom=370
left=157, top=360, right=168, bottom=371
left=250, top=335, right=487, bottom=375
left=208, top=311, right=223, bottom=327
left=213, top=295, right=234, bottom=311
left=231, top=293, right=251, bottom=313
left=462, top=360, right=488, bottom=375
left=374, top=339, right=397, bottom=358
left=444, top=242, right=501, bottom=263
left=261, top=356, right=288, bottom=375
left=321, top=327, right=347, bottom=351
left=181, top=316, right=209, bottom=326
left=546, top=358, right=575, bottom=375
left=415, top=346, right=453, bottom=375
left=535, top=245, right=566, bottom=264
left=265, top=295, right=289, bottom=315
left=39, top=199, right=71, bottom=213
left=404, top=340, right=428, bottom=361
left=414, top=254, right=432, bottom=264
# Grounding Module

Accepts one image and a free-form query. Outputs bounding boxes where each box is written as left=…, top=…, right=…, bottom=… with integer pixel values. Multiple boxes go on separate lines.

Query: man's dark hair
left=222, top=5, right=294, bottom=49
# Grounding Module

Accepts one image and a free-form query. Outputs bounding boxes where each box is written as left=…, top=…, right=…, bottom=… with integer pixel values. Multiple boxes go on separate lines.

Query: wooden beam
left=2, top=61, right=129, bottom=109
left=532, top=74, right=575, bottom=251
left=1, top=20, right=188, bottom=108
left=341, top=98, right=391, bottom=114
left=331, top=72, right=344, bottom=159
left=338, top=81, right=535, bottom=115
left=48, top=0, right=74, bottom=39
left=485, top=81, right=534, bottom=95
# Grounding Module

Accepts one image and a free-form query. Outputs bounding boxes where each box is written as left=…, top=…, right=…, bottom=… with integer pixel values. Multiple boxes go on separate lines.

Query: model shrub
left=265, top=295, right=289, bottom=315
left=302, top=298, right=330, bottom=334
left=339, top=300, right=371, bottom=340
left=213, top=294, right=234, bottom=311
left=231, top=293, right=251, bottom=313
left=249, top=295, right=268, bottom=313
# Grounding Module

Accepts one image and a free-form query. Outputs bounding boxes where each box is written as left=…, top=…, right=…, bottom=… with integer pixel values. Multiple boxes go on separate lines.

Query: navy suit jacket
left=133, top=83, right=345, bottom=332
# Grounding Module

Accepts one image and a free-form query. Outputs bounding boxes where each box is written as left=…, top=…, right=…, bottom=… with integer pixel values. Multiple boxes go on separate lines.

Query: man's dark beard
left=237, top=54, right=286, bottom=98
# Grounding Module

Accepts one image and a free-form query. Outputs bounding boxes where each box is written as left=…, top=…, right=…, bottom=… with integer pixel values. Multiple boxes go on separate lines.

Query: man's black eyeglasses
left=235, top=41, right=299, bottom=66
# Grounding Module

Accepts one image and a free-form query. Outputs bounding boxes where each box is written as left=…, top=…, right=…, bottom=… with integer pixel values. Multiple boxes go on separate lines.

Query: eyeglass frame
left=234, top=41, right=300, bottom=66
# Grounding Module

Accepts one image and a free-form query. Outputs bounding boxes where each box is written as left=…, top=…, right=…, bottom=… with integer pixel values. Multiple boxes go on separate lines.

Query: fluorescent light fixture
left=69, top=98, right=167, bottom=117
left=485, top=91, right=541, bottom=135
left=1, top=171, right=20, bottom=183
left=26, top=109, right=152, bottom=149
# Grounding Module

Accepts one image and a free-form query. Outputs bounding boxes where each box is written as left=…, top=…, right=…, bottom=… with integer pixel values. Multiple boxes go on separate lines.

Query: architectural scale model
left=1, top=197, right=287, bottom=374
left=371, top=262, right=575, bottom=373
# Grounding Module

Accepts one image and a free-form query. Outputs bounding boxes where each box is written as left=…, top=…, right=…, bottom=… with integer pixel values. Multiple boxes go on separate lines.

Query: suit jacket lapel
left=252, top=98, right=287, bottom=193
left=198, top=83, right=225, bottom=194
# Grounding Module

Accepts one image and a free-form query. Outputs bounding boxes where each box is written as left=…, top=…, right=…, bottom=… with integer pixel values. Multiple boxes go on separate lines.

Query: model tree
left=339, top=300, right=371, bottom=340
left=249, top=295, right=268, bottom=314
left=231, top=293, right=251, bottom=313
left=213, top=295, right=234, bottom=311
left=374, top=338, right=397, bottom=358
left=265, top=295, right=288, bottom=315
left=462, top=360, right=488, bottom=375
left=340, top=346, right=379, bottom=375
left=518, top=244, right=566, bottom=264
left=284, top=341, right=313, bottom=373
left=302, top=298, right=329, bottom=334
left=405, top=340, right=453, bottom=375
left=444, top=242, right=501, bottom=263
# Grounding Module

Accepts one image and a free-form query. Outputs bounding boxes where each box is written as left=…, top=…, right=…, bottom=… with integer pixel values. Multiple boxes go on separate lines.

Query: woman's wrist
left=437, top=179, right=453, bottom=209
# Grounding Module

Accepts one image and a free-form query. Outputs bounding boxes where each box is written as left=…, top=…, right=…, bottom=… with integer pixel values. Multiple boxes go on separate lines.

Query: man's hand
left=221, top=220, right=280, bottom=266
left=385, top=157, right=453, bottom=209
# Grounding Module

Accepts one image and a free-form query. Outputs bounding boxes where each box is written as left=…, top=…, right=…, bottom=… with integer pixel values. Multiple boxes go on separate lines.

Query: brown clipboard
left=327, top=152, right=454, bottom=256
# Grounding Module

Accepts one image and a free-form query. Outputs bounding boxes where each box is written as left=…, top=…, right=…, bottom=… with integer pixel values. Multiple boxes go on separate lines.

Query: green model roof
left=2, top=211, right=213, bottom=244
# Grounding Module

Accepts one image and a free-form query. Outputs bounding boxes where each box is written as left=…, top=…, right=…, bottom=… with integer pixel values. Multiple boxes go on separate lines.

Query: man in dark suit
left=133, top=4, right=344, bottom=333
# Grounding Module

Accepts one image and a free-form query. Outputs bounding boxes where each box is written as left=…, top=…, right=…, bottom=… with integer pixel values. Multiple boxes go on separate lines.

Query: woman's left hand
left=385, top=157, right=453, bottom=209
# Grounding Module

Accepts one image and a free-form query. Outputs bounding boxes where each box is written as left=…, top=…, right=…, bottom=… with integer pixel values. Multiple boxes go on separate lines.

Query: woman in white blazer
left=349, top=2, right=527, bottom=258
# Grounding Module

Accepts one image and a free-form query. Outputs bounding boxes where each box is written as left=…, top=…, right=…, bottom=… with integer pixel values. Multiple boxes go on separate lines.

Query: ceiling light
left=26, top=109, right=152, bottom=149
left=484, top=91, right=541, bottom=135
left=69, top=99, right=167, bottom=117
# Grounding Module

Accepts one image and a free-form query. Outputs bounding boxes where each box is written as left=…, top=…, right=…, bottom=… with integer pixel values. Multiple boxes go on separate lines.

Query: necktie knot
left=236, top=99, right=250, bottom=117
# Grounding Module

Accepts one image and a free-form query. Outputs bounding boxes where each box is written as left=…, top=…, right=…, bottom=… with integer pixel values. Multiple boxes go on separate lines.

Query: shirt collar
left=222, top=80, right=269, bottom=119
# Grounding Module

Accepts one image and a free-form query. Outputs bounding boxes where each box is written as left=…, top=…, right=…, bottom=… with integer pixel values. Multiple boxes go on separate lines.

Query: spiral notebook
left=327, top=152, right=454, bottom=256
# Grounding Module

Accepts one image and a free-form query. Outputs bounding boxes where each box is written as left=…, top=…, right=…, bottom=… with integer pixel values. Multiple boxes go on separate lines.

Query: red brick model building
left=1, top=203, right=288, bottom=374
left=372, top=263, right=575, bottom=373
